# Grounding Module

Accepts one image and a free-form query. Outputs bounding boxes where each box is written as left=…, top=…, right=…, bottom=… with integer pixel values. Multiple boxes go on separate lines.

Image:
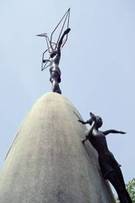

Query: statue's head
left=90, top=112, right=103, bottom=128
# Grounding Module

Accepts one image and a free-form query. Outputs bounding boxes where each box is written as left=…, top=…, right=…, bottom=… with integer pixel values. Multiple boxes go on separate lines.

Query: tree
left=115, top=178, right=135, bottom=203
left=126, top=178, right=135, bottom=202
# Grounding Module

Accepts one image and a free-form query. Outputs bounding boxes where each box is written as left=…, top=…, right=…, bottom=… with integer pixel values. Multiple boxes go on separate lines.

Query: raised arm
left=52, top=28, right=71, bottom=64
left=57, top=28, right=71, bottom=50
left=103, top=129, right=126, bottom=136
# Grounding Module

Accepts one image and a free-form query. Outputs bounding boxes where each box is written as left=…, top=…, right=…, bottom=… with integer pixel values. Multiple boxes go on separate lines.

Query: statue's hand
left=64, top=28, right=71, bottom=34
left=78, top=119, right=85, bottom=124
left=119, top=131, right=126, bottom=134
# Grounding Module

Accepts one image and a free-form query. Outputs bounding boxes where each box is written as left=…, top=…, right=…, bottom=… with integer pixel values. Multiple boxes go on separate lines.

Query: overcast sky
left=0, top=0, right=135, bottom=184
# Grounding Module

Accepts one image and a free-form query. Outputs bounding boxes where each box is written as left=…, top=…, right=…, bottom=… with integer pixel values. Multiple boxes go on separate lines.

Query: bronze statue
left=48, top=28, right=70, bottom=94
left=78, top=112, right=132, bottom=203
left=37, top=9, right=71, bottom=94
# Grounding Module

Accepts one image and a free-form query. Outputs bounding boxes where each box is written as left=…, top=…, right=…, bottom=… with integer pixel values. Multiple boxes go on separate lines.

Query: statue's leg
left=54, top=83, right=61, bottom=94
left=50, top=71, right=61, bottom=94
left=51, top=80, right=61, bottom=94
left=115, top=168, right=132, bottom=203
left=107, top=171, right=132, bottom=203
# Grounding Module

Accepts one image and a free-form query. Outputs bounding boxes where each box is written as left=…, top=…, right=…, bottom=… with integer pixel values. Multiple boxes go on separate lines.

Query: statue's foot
left=56, top=89, right=62, bottom=94
left=52, top=83, right=62, bottom=94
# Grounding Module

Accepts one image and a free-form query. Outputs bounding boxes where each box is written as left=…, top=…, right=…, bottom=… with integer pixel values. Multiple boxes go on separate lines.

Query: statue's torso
left=88, top=128, right=120, bottom=177
left=89, top=129, right=109, bottom=155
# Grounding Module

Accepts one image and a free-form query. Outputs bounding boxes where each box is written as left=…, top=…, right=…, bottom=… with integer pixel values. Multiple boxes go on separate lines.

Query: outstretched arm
left=82, top=122, right=95, bottom=144
left=103, top=129, right=126, bottom=136
left=78, top=119, right=91, bottom=125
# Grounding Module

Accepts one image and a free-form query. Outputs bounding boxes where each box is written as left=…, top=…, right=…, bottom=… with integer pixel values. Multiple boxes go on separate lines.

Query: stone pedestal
left=0, top=93, right=115, bottom=203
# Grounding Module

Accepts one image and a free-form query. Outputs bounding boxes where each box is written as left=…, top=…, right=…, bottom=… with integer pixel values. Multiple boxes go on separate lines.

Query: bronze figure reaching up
left=37, top=9, right=71, bottom=94
left=78, top=112, right=132, bottom=203
left=49, top=28, right=70, bottom=94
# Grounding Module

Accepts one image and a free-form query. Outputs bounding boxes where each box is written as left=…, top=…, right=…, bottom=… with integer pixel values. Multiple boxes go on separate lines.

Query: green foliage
left=115, top=178, right=135, bottom=203
left=126, top=178, right=135, bottom=202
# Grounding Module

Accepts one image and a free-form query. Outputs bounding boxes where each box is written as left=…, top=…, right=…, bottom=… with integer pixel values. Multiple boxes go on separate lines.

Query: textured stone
left=0, top=93, right=115, bottom=203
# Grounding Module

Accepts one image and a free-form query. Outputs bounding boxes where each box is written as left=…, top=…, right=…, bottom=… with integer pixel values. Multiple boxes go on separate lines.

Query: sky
left=0, top=0, right=135, bottom=184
